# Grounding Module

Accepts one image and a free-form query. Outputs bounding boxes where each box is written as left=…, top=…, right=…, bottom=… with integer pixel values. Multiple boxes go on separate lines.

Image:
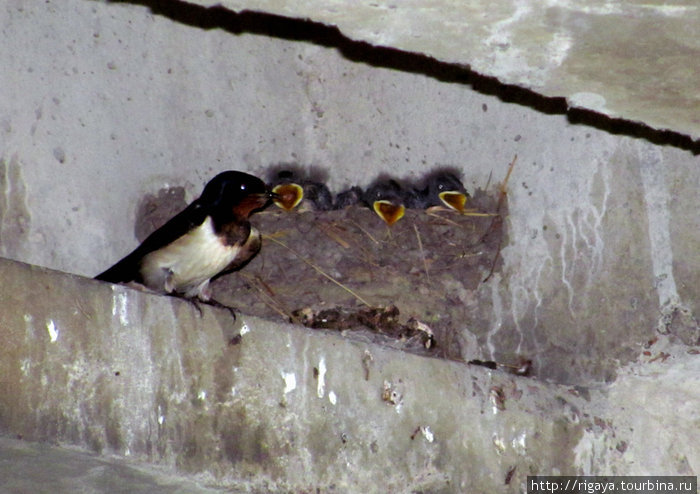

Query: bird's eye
left=240, top=183, right=247, bottom=191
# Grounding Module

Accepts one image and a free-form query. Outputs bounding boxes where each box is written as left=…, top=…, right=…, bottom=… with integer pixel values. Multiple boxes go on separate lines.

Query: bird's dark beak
left=438, top=191, right=468, bottom=212
left=234, top=191, right=275, bottom=218
left=271, top=183, right=304, bottom=211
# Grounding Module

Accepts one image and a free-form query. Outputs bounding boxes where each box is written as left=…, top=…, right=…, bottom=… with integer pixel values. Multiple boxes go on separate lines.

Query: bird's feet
left=199, top=297, right=238, bottom=321
left=167, top=294, right=237, bottom=321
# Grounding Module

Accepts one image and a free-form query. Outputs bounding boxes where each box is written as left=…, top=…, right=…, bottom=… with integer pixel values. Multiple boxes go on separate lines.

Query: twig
left=335, top=220, right=381, bottom=269
left=496, top=154, right=517, bottom=214
left=484, top=170, right=493, bottom=192
left=425, top=209, right=462, bottom=226
left=461, top=211, right=498, bottom=217
left=348, top=219, right=380, bottom=245
left=413, top=223, right=430, bottom=281
left=239, top=273, right=298, bottom=323
left=483, top=154, right=517, bottom=283
left=256, top=289, right=295, bottom=322
left=318, top=222, right=351, bottom=249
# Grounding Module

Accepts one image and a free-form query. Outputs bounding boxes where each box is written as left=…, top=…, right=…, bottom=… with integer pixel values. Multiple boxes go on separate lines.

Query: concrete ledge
left=0, top=436, right=220, bottom=494
left=2, top=257, right=699, bottom=491
left=0, top=257, right=589, bottom=491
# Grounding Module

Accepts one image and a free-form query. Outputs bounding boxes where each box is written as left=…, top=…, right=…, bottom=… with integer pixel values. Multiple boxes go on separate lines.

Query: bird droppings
left=111, top=288, right=130, bottom=326
left=282, top=371, right=297, bottom=394
left=328, top=390, right=337, bottom=405
left=20, top=358, right=31, bottom=376
left=381, top=380, right=404, bottom=412
left=492, top=435, right=506, bottom=455
left=292, top=305, right=435, bottom=350
left=512, top=430, right=527, bottom=452
left=46, top=319, right=58, bottom=342
left=316, top=357, right=327, bottom=399
left=361, top=350, right=374, bottom=381
left=490, top=386, right=506, bottom=412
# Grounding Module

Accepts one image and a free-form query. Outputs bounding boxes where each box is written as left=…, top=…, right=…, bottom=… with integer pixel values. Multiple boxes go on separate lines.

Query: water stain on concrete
left=0, top=155, right=31, bottom=257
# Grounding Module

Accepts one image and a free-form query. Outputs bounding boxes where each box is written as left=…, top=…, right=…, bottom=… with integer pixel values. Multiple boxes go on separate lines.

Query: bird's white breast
left=140, top=216, right=242, bottom=298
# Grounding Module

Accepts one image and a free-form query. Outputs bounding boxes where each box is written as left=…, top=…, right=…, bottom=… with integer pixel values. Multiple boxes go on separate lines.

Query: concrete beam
left=198, top=0, right=700, bottom=141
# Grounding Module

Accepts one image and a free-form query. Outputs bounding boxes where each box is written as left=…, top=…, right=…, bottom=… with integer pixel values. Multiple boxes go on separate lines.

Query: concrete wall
left=211, top=0, right=700, bottom=141
left=2, top=0, right=698, bottom=384
left=1, top=0, right=699, bottom=490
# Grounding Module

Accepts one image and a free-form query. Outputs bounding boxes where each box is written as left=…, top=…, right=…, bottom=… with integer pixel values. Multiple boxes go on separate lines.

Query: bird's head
left=426, top=171, right=469, bottom=212
left=364, top=179, right=406, bottom=225
left=200, top=171, right=275, bottom=219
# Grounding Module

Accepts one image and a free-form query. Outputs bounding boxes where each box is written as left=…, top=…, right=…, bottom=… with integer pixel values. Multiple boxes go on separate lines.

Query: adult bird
left=96, top=171, right=274, bottom=311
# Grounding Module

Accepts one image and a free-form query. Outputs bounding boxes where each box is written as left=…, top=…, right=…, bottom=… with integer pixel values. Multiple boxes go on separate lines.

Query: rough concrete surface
left=0, top=0, right=699, bottom=491
left=204, top=0, right=700, bottom=141
left=2, top=0, right=698, bottom=385
left=1, top=257, right=699, bottom=492
left=0, top=436, right=223, bottom=494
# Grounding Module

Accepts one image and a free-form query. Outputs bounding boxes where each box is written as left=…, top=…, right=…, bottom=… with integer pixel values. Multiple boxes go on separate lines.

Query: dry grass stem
left=264, top=234, right=374, bottom=308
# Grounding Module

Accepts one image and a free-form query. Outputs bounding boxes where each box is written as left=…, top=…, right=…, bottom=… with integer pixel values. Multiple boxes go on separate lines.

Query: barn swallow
left=421, top=171, right=469, bottom=212
left=363, top=179, right=407, bottom=225
left=269, top=168, right=333, bottom=211
left=96, top=171, right=274, bottom=309
left=333, top=185, right=364, bottom=209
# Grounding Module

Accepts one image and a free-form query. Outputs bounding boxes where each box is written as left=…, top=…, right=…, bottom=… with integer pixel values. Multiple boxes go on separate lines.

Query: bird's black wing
left=95, top=200, right=208, bottom=283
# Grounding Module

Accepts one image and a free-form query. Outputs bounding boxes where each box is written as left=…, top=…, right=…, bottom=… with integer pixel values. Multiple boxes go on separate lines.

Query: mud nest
left=135, top=179, right=507, bottom=362
left=204, top=190, right=506, bottom=362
